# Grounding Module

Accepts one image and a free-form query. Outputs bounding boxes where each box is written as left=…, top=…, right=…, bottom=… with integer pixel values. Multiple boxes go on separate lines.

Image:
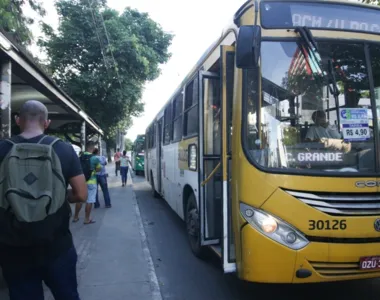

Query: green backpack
left=0, top=136, right=68, bottom=246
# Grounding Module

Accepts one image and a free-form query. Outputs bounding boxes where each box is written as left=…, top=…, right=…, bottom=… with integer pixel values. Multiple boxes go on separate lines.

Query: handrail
left=201, top=162, right=221, bottom=186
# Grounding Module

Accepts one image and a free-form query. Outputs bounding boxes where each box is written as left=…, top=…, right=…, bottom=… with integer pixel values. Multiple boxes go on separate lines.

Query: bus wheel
left=150, top=175, right=160, bottom=198
left=186, top=193, right=208, bottom=259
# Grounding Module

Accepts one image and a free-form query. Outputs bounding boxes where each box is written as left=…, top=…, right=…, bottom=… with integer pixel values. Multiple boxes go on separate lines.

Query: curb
left=130, top=172, right=163, bottom=300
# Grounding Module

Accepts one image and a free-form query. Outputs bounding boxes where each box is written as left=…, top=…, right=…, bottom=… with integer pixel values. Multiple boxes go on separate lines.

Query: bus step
left=210, top=244, right=222, bottom=258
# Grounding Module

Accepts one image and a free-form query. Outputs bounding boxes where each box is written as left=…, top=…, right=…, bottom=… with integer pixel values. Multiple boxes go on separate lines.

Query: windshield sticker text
left=340, top=108, right=370, bottom=142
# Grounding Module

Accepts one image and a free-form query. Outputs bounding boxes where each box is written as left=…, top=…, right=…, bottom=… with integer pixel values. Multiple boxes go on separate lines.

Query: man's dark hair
left=93, top=148, right=99, bottom=155
left=117, top=148, right=120, bottom=151
left=86, top=141, right=96, bottom=150
left=123, top=150, right=126, bottom=156
left=312, top=110, right=326, bottom=123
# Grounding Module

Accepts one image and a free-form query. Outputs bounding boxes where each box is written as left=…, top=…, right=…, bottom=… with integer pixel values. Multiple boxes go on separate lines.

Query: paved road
left=132, top=174, right=380, bottom=300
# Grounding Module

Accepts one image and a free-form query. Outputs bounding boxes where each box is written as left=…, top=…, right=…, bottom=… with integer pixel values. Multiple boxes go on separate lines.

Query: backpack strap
left=37, top=135, right=48, bottom=144
left=36, top=136, right=61, bottom=147
left=4, top=135, right=61, bottom=148
left=4, top=139, right=15, bottom=145
left=47, top=137, right=61, bottom=147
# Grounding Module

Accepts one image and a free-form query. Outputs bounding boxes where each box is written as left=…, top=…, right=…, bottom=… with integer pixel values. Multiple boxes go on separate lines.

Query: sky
left=27, top=0, right=246, bottom=142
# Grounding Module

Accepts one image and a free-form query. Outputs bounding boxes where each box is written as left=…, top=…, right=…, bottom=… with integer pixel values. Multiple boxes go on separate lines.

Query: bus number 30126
left=308, top=220, right=347, bottom=230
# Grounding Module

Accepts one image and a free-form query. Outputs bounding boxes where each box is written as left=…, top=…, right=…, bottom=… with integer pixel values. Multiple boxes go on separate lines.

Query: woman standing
left=120, top=150, right=129, bottom=187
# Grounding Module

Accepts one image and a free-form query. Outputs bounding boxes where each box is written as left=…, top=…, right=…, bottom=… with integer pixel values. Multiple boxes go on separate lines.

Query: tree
left=38, top=0, right=172, bottom=156
left=0, top=0, right=46, bottom=45
left=124, top=138, right=133, bottom=151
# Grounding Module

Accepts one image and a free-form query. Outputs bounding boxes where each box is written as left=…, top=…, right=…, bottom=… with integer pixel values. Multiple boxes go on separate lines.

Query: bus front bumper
left=240, top=224, right=380, bottom=283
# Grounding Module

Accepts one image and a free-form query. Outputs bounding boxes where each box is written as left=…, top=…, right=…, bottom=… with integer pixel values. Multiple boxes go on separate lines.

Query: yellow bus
left=145, top=0, right=380, bottom=283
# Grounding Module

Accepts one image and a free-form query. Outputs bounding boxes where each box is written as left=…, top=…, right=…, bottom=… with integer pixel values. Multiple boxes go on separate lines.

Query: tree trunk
left=104, top=136, right=116, bottom=163
left=107, top=149, right=112, bottom=163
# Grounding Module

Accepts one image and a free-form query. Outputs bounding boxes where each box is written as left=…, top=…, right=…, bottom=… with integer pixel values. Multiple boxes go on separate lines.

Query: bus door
left=220, top=45, right=236, bottom=273
left=156, top=118, right=163, bottom=194
left=199, top=70, right=221, bottom=247
left=198, top=45, right=236, bottom=273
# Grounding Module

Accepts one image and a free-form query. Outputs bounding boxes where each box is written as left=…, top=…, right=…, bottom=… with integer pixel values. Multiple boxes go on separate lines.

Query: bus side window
left=183, top=76, right=199, bottom=137
left=164, top=104, right=172, bottom=144
left=172, top=92, right=184, bottom=142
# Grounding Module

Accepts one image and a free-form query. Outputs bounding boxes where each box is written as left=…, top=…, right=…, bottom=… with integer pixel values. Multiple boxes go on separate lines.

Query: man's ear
left=15, top=115, right=21, bottom=126
left=44, top=119, right=51, bottom=129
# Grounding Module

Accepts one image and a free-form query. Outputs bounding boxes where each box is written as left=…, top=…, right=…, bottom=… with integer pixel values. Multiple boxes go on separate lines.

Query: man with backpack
left=0, top=100, right=87, bottom=300
left=73, top=141, right=101, bottom=224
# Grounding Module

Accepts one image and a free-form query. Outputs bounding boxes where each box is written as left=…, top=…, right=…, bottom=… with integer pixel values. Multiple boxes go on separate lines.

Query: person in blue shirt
left=93, top=148, right=111, bottom=208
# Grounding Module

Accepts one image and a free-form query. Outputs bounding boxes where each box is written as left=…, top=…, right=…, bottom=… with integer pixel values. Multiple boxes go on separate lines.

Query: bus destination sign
left=261, top=2, right=380, bottom=34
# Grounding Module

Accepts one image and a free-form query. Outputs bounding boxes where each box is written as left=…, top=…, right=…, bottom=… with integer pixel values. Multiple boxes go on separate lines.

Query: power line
left=88, top=0, right=123, bottom=89
left=84, top=0, right=110, bottom=72
left=98, top=10, right=122, bottom=88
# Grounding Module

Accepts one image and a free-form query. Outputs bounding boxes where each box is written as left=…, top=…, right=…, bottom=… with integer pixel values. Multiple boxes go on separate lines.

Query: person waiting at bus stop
left=114, top=148, right=121, bottom=176
left=93, top=148, right=111, bottom=208
left=120, top=150, right=129, bottom=187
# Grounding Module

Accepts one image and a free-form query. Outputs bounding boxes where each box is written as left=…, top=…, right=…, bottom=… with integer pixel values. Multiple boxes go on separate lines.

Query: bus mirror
left=236, top=25, right=261, bottom=69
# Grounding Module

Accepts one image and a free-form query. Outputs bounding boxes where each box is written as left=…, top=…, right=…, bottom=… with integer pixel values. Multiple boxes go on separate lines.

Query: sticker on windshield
left=340, top=108, right=370, bottom=142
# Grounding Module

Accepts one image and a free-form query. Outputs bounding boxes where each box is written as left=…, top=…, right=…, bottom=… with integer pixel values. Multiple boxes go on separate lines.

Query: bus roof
left=145, top=0, right=380, bottom=131
left=135, top=134, right=145, bottom=140
left=146, top=19, right=239, bottom=130
left=255, top=0, right=379, bottom=10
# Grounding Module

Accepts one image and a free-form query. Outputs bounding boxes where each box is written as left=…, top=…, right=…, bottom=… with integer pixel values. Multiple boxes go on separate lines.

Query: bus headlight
left=240, top=203, right=309, bottom=250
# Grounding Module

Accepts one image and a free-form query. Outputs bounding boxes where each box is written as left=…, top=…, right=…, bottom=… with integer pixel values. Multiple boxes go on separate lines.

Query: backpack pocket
left=5, top=189, right=52, bottom=222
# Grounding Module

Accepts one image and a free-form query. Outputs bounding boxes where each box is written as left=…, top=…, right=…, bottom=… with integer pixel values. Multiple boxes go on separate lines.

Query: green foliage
left=124, top=138, right=133, bottom=151
left=39, top=0, right=173, bottom=147
left=282, top=127, right=299, bottom=146
left=0, top=0, right=46, bottom=45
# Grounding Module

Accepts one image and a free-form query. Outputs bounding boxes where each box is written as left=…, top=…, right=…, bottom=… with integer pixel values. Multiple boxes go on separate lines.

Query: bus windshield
left=244, top=41, right=380, bottom=174
left=135, top=140, right=145, bottom=154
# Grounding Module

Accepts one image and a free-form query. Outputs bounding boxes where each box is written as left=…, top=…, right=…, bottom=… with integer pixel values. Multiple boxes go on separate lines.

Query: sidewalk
left=0, top=165, right=161, bottom=300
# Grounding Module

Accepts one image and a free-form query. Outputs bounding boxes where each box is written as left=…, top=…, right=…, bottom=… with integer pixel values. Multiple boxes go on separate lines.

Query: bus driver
left=305, top=110, right=342, bottom=141
left=305, top=110, right=351, bottom=153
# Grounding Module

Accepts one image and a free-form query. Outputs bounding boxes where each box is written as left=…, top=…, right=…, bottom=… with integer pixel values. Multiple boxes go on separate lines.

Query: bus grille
left=310, top=261, right=380, bottom=277
left=286, top=190, right=380, bottom=216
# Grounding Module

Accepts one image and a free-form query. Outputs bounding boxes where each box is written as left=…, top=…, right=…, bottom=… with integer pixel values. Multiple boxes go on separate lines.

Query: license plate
left=359, top=256, right=380, bottom=270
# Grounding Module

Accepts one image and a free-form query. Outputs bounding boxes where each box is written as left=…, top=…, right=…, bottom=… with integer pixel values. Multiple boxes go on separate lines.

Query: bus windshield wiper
left=295, top=26, right=325, bottom=78
left=295, top=27, right=340, bottom=96
left=295, top=26, right=341, bottom=131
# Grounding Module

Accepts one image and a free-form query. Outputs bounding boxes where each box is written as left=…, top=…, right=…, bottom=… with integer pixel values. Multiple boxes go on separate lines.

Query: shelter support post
left=80, top=121, right=86, bottom=152
left=98, top=134, right=102, bottom=155
left=0, top=59, right=11, bottom=139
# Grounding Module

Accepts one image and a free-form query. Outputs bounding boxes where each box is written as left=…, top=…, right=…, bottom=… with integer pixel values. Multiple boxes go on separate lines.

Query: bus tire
left=150, top=173, right=160, bottom=198
left=186, top=193, right=208, bottom=259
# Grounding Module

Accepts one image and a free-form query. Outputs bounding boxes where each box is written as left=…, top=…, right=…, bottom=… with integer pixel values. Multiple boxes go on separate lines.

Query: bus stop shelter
left=0, top=30, right=103, bottom=149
